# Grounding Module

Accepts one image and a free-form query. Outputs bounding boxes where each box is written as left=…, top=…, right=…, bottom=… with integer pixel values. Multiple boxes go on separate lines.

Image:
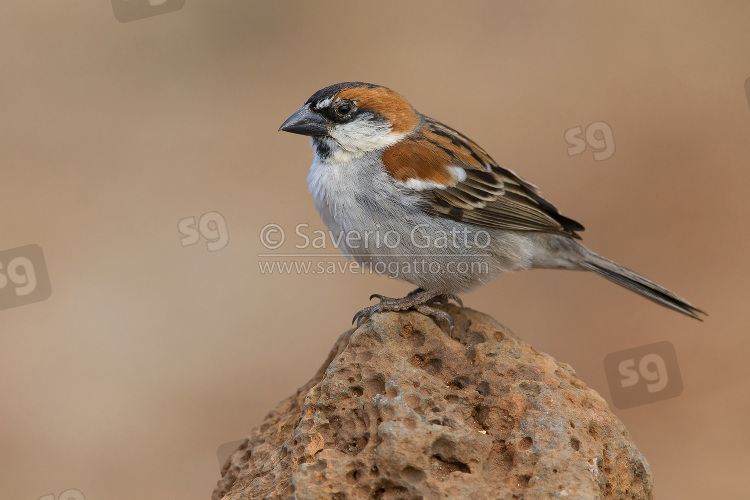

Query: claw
left=369, top=293, right=385, bottom=301
left=352, top=309, right=365, bottom=325
left=448, top=294, right=463, bottom=307
left=353, top=302, right=383, bottom=327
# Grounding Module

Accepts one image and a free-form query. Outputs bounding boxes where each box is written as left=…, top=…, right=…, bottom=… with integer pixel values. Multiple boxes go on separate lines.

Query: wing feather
left=382, top=116, right=585, bottom=238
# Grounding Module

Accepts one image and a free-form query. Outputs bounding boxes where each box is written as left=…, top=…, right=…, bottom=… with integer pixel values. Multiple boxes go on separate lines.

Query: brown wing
left=381, top=116, right=585, bottom=239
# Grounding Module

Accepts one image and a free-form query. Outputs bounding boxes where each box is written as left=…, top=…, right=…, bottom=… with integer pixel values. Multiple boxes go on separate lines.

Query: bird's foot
left=352, top=288, right=462, bottom=336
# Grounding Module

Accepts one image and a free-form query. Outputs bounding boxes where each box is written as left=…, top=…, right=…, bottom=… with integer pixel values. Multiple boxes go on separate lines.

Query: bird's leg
left=352, top=288, right=462, bottom=336
left=427, top=293, right=463, bottom=307
left=406, top=288, right=463, bottom=306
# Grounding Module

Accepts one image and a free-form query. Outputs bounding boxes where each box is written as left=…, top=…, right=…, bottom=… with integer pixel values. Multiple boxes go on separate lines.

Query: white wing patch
left=397, top=178, right=450, bottom=190
left=395, top=166, right=467, bottom=191
left=447, top=166, right=467, bottom=182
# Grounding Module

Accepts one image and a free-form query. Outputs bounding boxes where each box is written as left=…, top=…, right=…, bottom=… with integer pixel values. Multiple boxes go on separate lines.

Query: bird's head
left=279, top=82, right=420, bottom=160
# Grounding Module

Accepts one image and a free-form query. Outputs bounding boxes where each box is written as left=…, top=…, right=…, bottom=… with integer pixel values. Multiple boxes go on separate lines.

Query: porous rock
left=214, top=306, right=652, bottom=499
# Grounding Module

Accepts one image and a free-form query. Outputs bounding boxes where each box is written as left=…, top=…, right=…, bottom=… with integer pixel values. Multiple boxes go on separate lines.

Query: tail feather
left=581, top=253, right=706, bottom=320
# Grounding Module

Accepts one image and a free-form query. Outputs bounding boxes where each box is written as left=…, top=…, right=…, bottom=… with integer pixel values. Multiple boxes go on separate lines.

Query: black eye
left=334, top=100, right=354, bottom=117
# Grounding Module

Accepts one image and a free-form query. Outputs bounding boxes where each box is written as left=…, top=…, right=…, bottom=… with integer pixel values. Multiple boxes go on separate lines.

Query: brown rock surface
left=214, top=306, right=652, bottom=500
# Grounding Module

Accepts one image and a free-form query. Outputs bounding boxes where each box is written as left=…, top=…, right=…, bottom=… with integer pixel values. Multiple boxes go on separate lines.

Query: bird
left=279, top=82, right=705, bottom=333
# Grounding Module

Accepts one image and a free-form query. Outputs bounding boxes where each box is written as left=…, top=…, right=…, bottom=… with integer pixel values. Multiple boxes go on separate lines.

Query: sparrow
left=279, top=82, right=705, bottom=332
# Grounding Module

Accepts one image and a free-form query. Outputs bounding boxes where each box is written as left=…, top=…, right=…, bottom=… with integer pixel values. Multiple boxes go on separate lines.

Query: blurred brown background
left=1, top=1, right=748, bottom=498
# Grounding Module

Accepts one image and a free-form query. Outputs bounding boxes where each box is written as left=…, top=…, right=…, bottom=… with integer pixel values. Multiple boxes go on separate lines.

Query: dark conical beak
left=278, top=105, right=330, bottom=136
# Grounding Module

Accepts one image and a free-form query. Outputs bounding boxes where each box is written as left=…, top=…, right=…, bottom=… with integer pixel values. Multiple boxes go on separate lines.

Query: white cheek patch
left=329, top=118, right=405, bottom=156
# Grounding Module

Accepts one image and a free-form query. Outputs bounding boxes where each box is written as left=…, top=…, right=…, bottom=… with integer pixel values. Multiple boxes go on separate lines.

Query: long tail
left=580, top=252, right=706, bottom=320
